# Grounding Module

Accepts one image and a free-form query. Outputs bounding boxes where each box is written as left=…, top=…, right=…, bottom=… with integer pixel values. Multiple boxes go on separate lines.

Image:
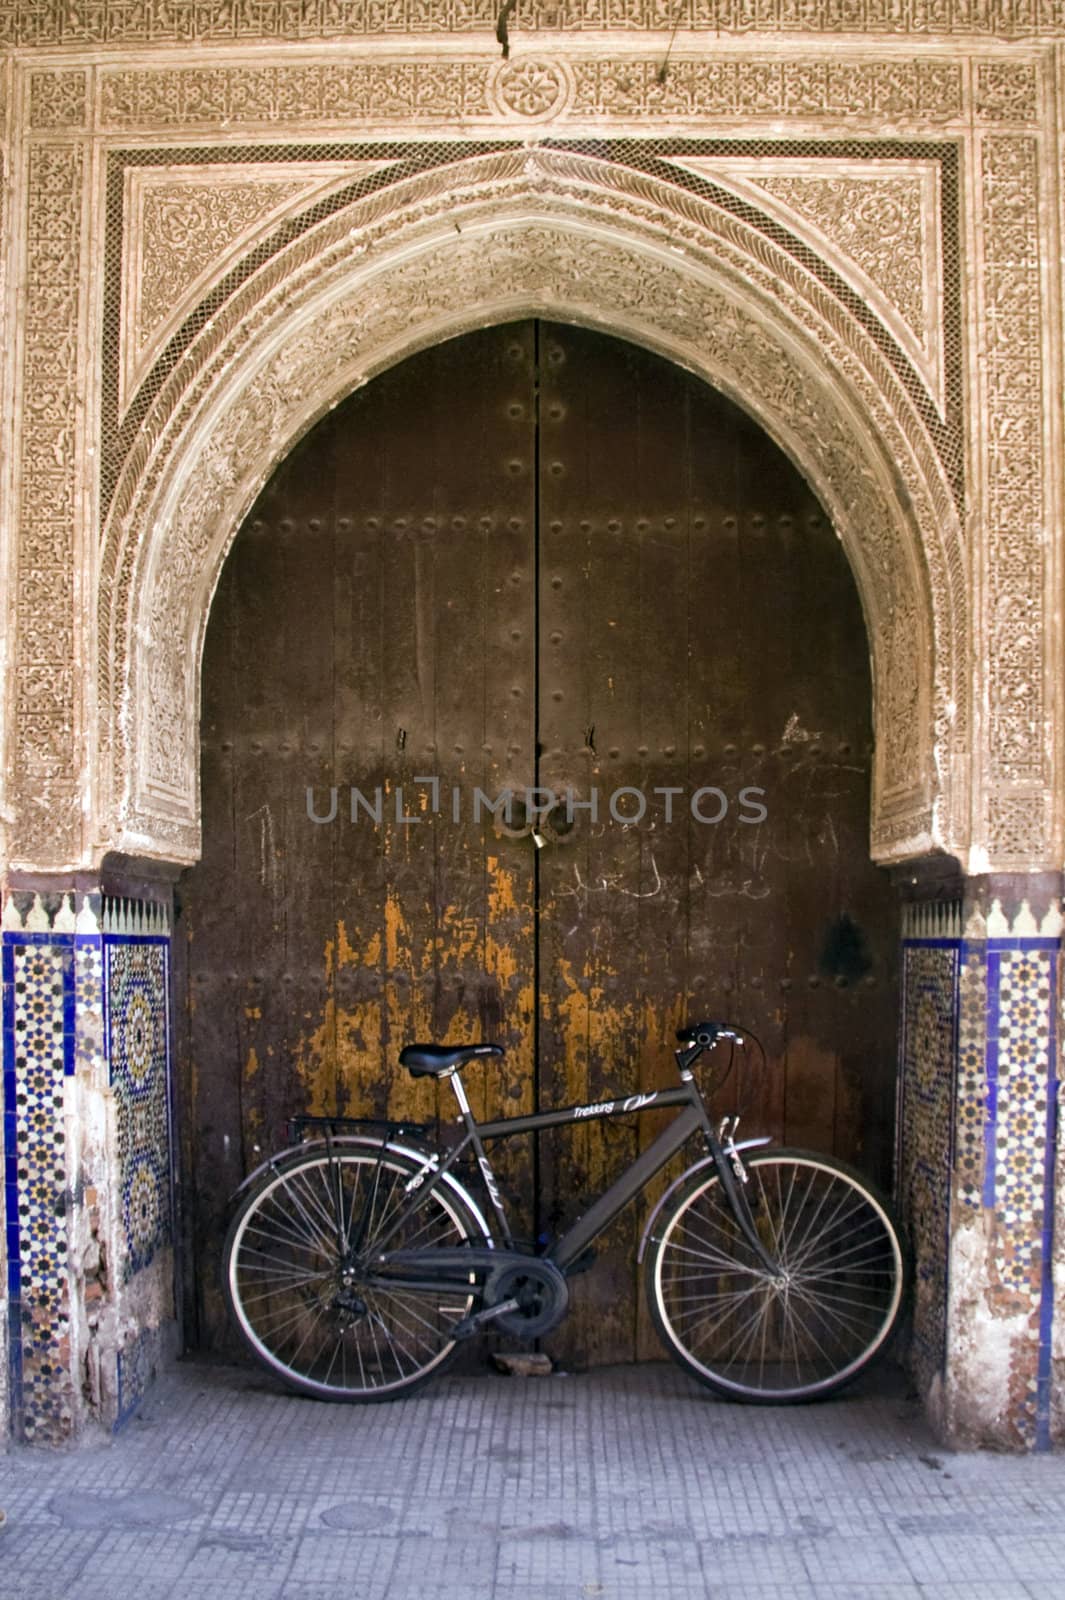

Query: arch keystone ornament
left=98, top=149, right=963, bottom=875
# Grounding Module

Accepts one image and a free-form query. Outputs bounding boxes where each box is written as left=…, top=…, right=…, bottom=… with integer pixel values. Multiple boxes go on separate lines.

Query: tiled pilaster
left=1, top=898, right=77, bottom=1443
left=1, top=887, right=174, bottom=1442
left=899, top=879, right=1062, bottom=1450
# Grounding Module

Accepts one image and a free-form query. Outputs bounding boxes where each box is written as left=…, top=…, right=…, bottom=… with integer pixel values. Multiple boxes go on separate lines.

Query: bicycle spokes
left=648, top=1152, right=904, bottom=1401
left=225, top=1150, right=484, bottom=1400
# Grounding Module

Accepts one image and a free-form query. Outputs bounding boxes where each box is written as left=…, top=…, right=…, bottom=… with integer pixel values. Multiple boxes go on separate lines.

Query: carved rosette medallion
left=489, top=58, right=573, bottom=122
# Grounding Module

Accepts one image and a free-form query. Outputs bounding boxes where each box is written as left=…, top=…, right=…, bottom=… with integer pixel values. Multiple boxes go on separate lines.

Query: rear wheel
left=646, top=1150, right=906, bottom=1402
left=223, top=1144, right=487, bottom=1402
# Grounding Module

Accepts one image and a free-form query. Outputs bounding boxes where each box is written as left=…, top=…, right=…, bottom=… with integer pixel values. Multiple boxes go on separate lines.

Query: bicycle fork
left=678, top=1062, right=783, bottom=1278
left=707, top=1125, right=783, bottom=1277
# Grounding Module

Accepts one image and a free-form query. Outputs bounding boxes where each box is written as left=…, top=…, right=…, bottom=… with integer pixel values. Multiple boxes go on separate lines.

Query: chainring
left=483, top=1258, right=570, bottom=1339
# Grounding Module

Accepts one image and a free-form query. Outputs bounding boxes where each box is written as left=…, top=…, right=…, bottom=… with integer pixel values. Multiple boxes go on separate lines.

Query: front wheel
left=223, top=1143, right=488, bottom=1402
left=645, top=1150, right=907, bottom=1403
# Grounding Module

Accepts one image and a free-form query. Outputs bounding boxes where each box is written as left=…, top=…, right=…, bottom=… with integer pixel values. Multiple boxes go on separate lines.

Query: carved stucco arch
left=98, top=149, right=966, bottom=868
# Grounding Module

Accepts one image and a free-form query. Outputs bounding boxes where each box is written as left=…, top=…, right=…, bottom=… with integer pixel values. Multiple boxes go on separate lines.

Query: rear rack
left=287, top=1113, right=431, bottom=1144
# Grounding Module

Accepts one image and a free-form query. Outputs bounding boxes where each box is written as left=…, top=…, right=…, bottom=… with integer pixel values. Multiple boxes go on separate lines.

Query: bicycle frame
left=363, top=1044, right=778, bottom=1277
left=223, top=1032, right=907, bottom=1404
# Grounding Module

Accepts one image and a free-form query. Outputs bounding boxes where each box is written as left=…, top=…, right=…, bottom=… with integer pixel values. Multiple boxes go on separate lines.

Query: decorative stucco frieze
left=99, top=60, right=495, bottom=128
left=567, top=57, right=964, bottom=123
left=12, top=142, right=85, bottom=867
left=93, top=54, right=968, bottom=132
left=978, top=135, right=1052, bottom=865
left=3, top=0, right=1065, bottom=45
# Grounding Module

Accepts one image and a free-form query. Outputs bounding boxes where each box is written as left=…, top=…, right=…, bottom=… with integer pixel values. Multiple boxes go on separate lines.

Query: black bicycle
left=222, top=1021, right=907, bottom=1405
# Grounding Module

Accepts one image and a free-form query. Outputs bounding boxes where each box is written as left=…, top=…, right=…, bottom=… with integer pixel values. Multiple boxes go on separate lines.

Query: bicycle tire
left=645, top=1149, right=907, bottom=1403
left=223, top=1142, right=489, bottom=1402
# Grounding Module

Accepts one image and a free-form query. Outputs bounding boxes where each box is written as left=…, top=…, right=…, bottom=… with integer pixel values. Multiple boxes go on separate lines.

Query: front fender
left=636, top=1138, right=773, bottom=1263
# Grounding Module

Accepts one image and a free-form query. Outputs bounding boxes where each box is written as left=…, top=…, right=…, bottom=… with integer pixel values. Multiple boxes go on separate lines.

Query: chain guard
left=483, top=1258, right=569, bottom=1339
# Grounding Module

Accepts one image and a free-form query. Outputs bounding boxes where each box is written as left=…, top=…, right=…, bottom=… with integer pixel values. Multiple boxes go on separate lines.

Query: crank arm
left=451, top=1297, right=521, bottom=1340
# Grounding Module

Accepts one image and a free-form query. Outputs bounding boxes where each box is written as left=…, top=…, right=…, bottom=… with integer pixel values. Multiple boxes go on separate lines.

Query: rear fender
left=228, top=1135, right=495, bottom=1245
left=636, top=1138, right=773, bottom=1263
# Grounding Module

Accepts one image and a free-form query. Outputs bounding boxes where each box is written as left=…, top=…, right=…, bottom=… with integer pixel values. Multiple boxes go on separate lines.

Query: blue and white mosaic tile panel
left=104, top=938, right=172, bottom=1283
left=899, top=899, right=1061, bottom=1450
left=955, top=946, right=989, bottom=1210
left=2, top=928, right=77, bottom=1443
left=983, top=941, right=1058, bottom=1449
left=3, top=892, right=174, bottom=1441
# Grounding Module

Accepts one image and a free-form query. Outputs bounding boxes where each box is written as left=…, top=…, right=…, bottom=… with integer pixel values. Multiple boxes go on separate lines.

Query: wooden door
left=178, top=320, right=897, bottom=1366
left=534, top=324, right=896, bottom=1365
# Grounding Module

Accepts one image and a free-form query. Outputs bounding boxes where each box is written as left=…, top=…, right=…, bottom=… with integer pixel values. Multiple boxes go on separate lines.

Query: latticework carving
left=672, top=157, right=944, bottom=415
left=120, top=161, right=394, bottom=414
left=748, top=172, right=927, bottom=336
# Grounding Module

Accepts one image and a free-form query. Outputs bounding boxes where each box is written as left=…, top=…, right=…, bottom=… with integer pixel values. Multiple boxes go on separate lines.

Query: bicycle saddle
left=399, top=1042, right=505, bottom=1078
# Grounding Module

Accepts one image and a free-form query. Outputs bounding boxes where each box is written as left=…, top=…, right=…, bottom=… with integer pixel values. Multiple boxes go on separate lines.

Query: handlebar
left=675, top=1020, right=745, bottom=1049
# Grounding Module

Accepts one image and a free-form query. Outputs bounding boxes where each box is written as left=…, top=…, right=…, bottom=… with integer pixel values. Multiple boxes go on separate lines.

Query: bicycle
left=222, top=1020, right=907, bottom=1405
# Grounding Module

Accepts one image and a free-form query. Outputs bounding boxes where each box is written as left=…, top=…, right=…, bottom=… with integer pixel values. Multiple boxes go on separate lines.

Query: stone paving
left=2, top=1357, right=1065, bottom=1599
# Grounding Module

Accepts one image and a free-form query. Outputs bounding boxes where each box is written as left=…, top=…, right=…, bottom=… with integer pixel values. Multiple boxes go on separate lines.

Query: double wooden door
left=179, top=321, right=897, bottom=1365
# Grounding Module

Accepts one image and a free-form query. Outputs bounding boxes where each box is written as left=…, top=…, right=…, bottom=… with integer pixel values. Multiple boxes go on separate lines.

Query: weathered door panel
left=184, top=326, right=539, bottom=1347
left=181, top=318, right=897, bottom=1367
left=537, top=328, right=695, bottom=1366
left=533, top=323, right=896, bottom=1368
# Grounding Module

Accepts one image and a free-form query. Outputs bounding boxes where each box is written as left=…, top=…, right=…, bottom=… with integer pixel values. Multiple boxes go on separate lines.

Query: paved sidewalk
left=2, top=1357, right=1065, bottom=1600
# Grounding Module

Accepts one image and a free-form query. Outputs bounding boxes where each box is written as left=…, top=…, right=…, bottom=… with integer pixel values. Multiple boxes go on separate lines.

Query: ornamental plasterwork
left=92, top=54, right=967, bottom=131
left=977, top=135, right=1052, bottom=864
left=675, top=159, right=945, bottom=416
left=97, top=145, right=963, bottom=836
left=3, top=0, right=1065, bottom=43
left=120, top=161, right=397, bottom=414
left=12, top=143, right=84, bottom=867
left=3, top=41, right=1059, bottom=873
left=94, top=152, right=955, bottom=868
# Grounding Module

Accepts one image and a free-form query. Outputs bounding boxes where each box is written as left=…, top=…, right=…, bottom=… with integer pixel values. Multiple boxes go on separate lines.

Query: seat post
left=449, top=1069, right=474, bottom=1123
